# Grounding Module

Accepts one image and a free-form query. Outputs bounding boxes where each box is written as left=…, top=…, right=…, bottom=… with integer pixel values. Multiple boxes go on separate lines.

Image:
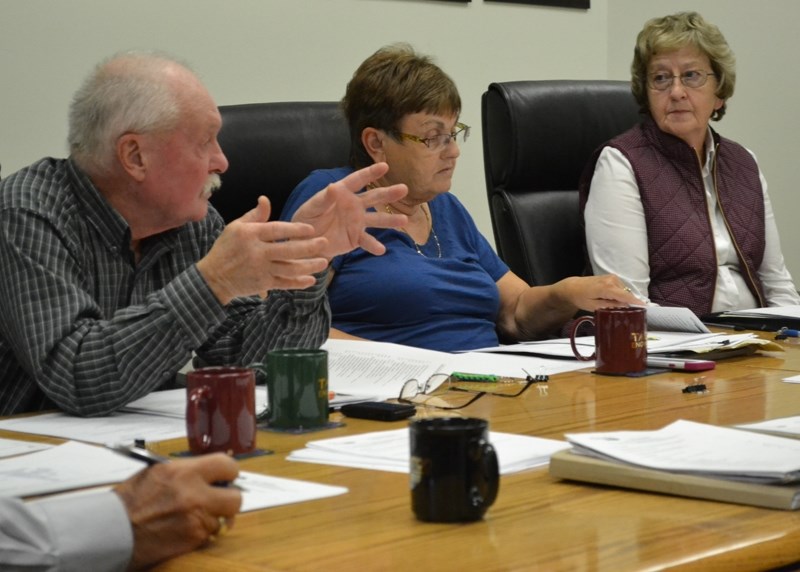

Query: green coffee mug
left=258, top=348, right=329, bottom=430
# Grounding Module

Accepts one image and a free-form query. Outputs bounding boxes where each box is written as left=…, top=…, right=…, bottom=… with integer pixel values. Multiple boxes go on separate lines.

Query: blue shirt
left=282, top=167, right=509, bottom=352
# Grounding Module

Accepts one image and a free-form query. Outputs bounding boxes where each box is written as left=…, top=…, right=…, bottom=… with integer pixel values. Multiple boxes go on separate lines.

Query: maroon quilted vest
left=580, top=116, right=766, bottom=315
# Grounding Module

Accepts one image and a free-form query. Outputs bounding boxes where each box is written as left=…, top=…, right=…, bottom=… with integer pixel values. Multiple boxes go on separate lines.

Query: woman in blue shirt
left=282, top=44, right=640, bottom=352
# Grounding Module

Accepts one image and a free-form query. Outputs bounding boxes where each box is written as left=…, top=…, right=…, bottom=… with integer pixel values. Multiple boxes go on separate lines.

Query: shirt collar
left=66, top=159, right=183, bottom=261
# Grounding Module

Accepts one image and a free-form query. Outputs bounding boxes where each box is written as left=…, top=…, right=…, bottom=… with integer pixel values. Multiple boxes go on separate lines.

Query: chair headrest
left=211, top=102, right=350, bottom=223
left=482, top=80, right=640, bottom=193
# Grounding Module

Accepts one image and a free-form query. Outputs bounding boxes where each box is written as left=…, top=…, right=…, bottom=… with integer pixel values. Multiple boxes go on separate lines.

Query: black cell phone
left=340, top=401, right=416, bottom=421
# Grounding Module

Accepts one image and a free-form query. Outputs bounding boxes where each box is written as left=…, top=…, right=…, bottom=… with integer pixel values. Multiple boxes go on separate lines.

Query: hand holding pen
left=109, top=447, right=242, bottom=569
left=108, top=444, right=246, bottom=490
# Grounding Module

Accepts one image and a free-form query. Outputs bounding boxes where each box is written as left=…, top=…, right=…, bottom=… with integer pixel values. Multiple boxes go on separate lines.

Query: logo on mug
left=410, top=455, right=425, bottom=489
left=630, top=332, right=646, bottom=349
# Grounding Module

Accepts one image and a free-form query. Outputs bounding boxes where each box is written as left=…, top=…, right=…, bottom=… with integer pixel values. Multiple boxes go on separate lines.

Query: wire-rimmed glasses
left=393, top=122, right=470, bottom=152
left=398, top=371, right=544, bottom=411
left=647, top=70, right=716, bottom=91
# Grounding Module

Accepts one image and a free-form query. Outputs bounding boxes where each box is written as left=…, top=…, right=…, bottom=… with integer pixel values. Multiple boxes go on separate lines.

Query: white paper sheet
left=236, top=471, right=347, bottom=512
left=0, top=437, right=52, bottom=458
left=323, top=339, right=590, bottom=399
left=0, top=410, right=187, bottom=445
left=738, top=416, right=800, bottom=437
left=288, top=428, right=570, bottom=475
left=1, top=440, right=347, bottom=510
left=0, top=440, right=145, bottom=497
left=644, top=305, right=710, bottom=333
left=716, top=305, right=800, bottom=319
left=565, top=419, right=800, bottom=483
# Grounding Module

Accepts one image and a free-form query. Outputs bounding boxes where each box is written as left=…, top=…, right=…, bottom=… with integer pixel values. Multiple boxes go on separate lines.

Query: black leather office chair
left=482, top=80, right=640, bottom=286
left=211, top=102, right=350, bottom=223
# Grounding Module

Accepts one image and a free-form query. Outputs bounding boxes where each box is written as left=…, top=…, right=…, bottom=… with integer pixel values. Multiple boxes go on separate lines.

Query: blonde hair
left=631, top=12, right=735, bottom=121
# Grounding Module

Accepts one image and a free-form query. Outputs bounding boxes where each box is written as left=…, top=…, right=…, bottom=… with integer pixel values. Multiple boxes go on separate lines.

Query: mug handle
left=187, top=386, right=213, bottom=452
left=479, top=441, right=500, bottom=508
left=570, top=315, right=596, bottom=361
left=248, top=362, right=270, bottom=421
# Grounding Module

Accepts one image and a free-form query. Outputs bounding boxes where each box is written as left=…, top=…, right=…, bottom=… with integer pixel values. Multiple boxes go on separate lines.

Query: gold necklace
left=385, top=203, right=442, bottom=258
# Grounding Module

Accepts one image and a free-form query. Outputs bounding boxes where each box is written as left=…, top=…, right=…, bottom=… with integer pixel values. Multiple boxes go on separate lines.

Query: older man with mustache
left=0, top=51, right=407, bottom=416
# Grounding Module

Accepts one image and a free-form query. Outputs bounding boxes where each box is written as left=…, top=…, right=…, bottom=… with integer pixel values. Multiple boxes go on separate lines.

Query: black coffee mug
left=409, top=417, right=500, bottom=523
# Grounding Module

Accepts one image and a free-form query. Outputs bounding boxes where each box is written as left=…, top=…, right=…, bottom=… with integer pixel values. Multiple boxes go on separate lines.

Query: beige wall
left=2, top=0, right=798, bottom=280
left=0, top=0, right=608, bottom=255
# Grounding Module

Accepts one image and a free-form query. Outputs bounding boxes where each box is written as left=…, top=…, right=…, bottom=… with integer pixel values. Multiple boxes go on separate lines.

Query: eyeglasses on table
left=397, top=370, right=548, bottom=411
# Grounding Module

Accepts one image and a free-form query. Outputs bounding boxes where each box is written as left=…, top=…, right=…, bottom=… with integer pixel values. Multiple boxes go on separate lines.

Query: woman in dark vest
left=580, top=12, right=799, bottom=317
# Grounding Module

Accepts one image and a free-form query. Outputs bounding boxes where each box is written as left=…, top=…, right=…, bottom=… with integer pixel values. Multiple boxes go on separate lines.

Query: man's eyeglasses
left=393, top=122, right=470, bottom=152
left=398, top=371, right=544, bottom=411
left=647, top=70, right=716, bottom=91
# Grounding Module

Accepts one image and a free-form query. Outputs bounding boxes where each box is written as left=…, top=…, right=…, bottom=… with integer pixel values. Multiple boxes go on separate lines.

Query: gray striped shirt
left=0, top=158, right=329, bottom=416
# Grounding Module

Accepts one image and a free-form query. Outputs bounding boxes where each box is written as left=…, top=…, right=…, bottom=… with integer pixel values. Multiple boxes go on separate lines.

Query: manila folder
left=549, top=449, right=800, bottom=510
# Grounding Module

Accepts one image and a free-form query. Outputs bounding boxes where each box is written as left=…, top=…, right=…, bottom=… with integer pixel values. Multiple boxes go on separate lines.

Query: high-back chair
left=481, top=80, right=640, bottom=286
left=211, top=102, right=350, bottom=223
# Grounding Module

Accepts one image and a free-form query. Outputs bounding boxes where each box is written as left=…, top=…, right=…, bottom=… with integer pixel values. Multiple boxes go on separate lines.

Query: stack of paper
left=480, top=331, right=780, bottom=361
left=646, top=332, right=780, bottom=355
left=288, top=428, right=570, bottom=475
left=564, top=420, right=800, bottom=483
left=737, top=416, right=800, bottom=440
left=550, top=420, right=800, bottom=510
left=704, top=305, right=800, bottom=331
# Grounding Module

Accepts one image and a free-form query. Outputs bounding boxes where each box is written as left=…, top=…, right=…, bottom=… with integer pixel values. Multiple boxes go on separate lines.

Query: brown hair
left=341, top=43, right=461, bottom=168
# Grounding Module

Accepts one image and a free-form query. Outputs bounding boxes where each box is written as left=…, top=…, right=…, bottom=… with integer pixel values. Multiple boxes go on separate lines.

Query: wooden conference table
left=5, top=333, right=800, bottom=571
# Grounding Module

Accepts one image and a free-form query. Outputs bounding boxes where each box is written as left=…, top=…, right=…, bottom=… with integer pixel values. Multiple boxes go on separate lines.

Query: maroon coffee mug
left=570, top=307, right=647, bottom=375
left=186, top=367, right=256, bottom=455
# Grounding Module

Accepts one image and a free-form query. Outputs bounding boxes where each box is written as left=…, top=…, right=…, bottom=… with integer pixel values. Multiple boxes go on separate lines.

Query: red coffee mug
left=186, top=367, right=256, bottom=456
left=570, top=307, right=647, bottom=375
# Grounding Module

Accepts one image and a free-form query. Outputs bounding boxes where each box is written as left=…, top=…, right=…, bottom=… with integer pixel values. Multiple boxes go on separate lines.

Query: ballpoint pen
left=107, top=443, right=246, bottom=491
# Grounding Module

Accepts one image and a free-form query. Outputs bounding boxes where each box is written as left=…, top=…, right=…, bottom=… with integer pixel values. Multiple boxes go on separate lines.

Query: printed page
left=0, top=411, right=186, bottom=444
left=236, top=471, right=347, bottom=512
left=288, top=428, right=570, bottom=475
left=565, top=419, right=800, bottom=482
left=0, top=441, right=145, bottom=497
left=323, top=339, right=454, bottom=399
left=738, top=416, right=800, bottom=438
left=644, top=305, right=711, bottom=333
left=719, top=305, right=800, bottom=319
left=0, top=437, right=52, bottom=458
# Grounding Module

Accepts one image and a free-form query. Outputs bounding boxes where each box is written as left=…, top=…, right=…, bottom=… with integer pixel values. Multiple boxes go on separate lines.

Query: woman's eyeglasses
left=647, top=70, right=716, bottom=91
left=398, top=370, right=546, bottom=411
left=392, top=122, right=470, bottom=152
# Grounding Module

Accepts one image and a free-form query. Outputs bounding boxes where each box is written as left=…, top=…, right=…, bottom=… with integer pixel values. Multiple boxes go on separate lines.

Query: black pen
left=107, top=444, right=246, bottom=491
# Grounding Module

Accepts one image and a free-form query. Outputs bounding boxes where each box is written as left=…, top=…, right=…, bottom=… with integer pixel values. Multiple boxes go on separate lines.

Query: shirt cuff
left=31, top=490, right=133, bottom=572
left=160, top=264, right=228, bottom=347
